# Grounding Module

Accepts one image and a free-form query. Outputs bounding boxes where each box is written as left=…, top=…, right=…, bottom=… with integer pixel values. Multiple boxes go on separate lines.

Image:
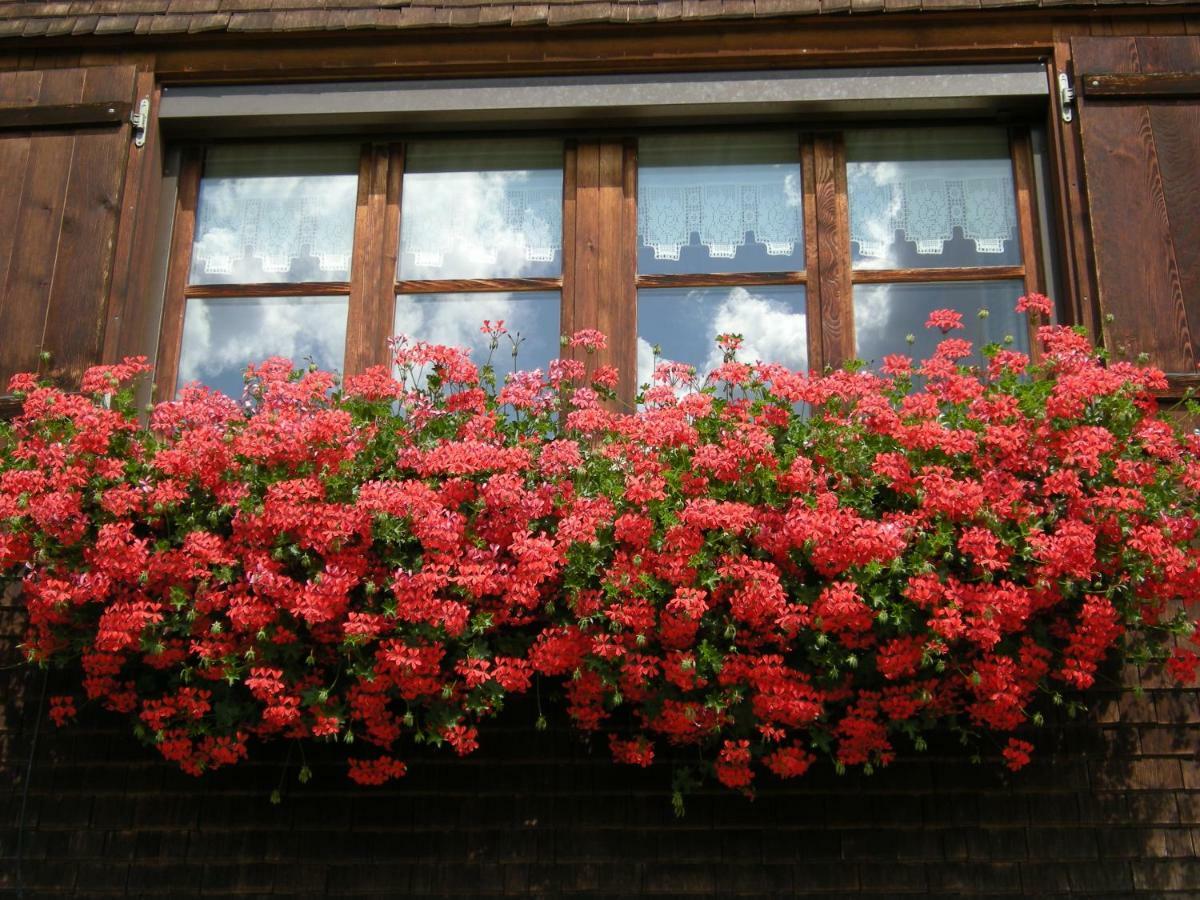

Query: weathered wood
left=344, top=142, right=386, bottom=377
left=813, top=134, right=853, bottom=367
left=40, top=65, right=137, bottom=388
left=0, top=74, right=41, bottom=351
left=851, top=266, right=1026, bottom=284
left=103, top=67, right=164, bottom=368
left=1073, top=36, right=1199, bottom=382
left=0, top=68, right=86, bottom=389
left=378, top=143, right=404, bottom=367
left=1082, top=72, right=1200, bottom=98
left=394, top=278, right=563, bottom=295
left=635, top=272, right=806, bottom=289
left=154, top=147, right=203, bottom=401
left=1011, top=126, right=1046, bottom=360
left=800, top=135, right=822, bottom=371
left=0, top=100, right=130, bottom=131
left=185, top=282, right=353, bottom=298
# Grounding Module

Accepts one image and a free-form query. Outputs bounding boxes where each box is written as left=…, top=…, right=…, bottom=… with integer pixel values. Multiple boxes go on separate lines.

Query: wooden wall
left=0, top=10, right=1199, bottom=898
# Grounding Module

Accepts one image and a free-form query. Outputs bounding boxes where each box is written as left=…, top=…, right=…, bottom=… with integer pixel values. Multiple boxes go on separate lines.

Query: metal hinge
left=130, top=97, right=149, bottom=148
left=1057, top=73, right=1076, bottom=124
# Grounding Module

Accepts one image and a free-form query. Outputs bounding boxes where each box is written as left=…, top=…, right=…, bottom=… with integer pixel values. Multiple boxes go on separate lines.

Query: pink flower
left=925, top=308, right=965, bottom=332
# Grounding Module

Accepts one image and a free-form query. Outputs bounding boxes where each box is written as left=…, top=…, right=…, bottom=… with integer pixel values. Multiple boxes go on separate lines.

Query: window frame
left=155, top=122, right=1050, bottom=404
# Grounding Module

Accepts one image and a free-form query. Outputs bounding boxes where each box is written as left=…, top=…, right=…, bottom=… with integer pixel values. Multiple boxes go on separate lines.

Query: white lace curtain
left=848, top=173, right=1017, bottom=258
left=193, top=196, right=354, bottom=276
left=638, top=182, right=803, bottom=261
left=400, top=185, right=562, bottom=270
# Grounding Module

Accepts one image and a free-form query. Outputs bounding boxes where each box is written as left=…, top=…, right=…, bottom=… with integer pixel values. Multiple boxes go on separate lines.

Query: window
left=156, top=124, right=1048, bottom=402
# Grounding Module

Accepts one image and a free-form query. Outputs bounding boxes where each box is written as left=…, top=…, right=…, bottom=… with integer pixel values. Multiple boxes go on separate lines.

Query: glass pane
left=847, top=127, right=1021, bottom=270
left=637, top=286, right=807, bottom=387
left=190, top=143, right=359, bottom=285
left=393, top=292, right=561, bottom=381
left=853, top=280, right=1028, bottom=367
left=177, top=295, right=348, bottom=397
left=398, top=141, right=563, bottom=280
left=638, top=133, right=804, bottom=275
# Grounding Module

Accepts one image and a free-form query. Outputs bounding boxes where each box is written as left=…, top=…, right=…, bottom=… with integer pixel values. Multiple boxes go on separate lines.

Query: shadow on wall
left=1, top=584, right=1198, bottom=897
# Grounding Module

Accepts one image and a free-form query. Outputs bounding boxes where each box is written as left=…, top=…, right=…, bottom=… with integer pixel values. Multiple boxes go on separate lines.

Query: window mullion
left=1010, top=126, right=1047, bottom=359
left=564, top=138, right=637, bottom=405
left=812, top=133, right=855, bottom=370
left=345, top=142, right=394, bottom=377
left=154, top=145, right=204, bottom=402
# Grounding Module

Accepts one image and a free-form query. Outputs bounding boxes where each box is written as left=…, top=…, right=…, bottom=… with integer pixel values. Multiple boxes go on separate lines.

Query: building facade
left=1, top=1, right=1199, bottom=896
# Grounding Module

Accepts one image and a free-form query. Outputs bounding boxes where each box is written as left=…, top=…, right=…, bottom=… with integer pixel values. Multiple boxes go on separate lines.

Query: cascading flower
left=1, top=303, right=1197, bottom=798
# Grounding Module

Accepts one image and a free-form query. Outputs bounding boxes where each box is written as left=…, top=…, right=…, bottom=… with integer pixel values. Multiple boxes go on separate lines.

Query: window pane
left=847, top=128, right=1021, bottom=270
left=398, top=141, right=563, bottom=280
left=393, top=292, right=561, bottom=381
left=637, top=286, right=807, bottom=387
left=190, top=144, right=359, bottom=285
left=177, top=296, right=348, bottom=398
left=853, top=280, right=1028, bottom=366
left=638, top=134, right=804, bottom=275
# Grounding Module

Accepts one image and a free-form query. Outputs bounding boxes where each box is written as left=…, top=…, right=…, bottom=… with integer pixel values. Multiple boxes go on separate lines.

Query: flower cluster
left=2, top=299, right=1198, bottom=795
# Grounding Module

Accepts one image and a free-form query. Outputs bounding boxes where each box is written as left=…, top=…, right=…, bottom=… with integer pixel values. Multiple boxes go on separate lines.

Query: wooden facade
left=2, top=4, right=1200, bottom=897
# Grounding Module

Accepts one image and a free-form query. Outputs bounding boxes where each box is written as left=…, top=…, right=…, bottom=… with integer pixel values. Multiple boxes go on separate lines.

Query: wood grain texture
left=800, top=135, right=823, bottom=371
left=560, top=141, right=578, bottom=343
left=344, top=143, right=385, bottom=377
left=0, top=100, right=129, bottom=130
left=40, top=65, right=137, bottom=388
left=0, top=73, right=41, bottom=341
left=185, top=282, right=353, bottom=298
left=153, top=147, right=203, bottom=401
left=813, top=134, right=854, bottom=367
left=103, top=67, right=164, bottom=367
left=1081, top=72, right=1200, bottom=98
left=394, top=278, right=563, bottom=295
left=1073, top=36, right=1199, bottom=381
left=378, top=143, right=404, bottom=368
left=851, top=266, right=1026, bottom=284
left=635, top=272, right=806, bottom=289
left=1010, top=126, right=1046, bottom=359
left=0, top=67, right=86, bottom=389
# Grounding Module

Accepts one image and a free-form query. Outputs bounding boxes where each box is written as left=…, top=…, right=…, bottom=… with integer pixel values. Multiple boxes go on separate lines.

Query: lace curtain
left=638, top=182, right=803, bottom=261
left=400, top=185, right=562, bottom=270
left=848, top=173, right=1017, bottom=258
left=193, top=196, right=354, bottom=276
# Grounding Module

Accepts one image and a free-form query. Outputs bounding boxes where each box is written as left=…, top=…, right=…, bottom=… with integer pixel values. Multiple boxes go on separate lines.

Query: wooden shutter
left=1072, top=37, right=1200, bottom=391
left=0, top=65, right=138, bottom=400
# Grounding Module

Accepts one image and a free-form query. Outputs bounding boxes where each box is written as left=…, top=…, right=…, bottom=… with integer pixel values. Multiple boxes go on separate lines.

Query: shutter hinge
left=130, top=97, right=149, bottom=148
left=1057, top=73, right=1076, bottom=124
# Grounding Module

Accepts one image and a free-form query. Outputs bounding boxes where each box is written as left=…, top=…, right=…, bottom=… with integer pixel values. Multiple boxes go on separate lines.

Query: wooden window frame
left=156, top=122, right=1050, bottom=405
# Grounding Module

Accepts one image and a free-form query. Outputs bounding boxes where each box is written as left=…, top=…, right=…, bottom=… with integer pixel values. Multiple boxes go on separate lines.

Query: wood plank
left=800, top=135, right=822, bottom=371
left=0, top=67, right=86, bottom=390
left=103, top=68, right=163, bottom=368
left=636, top=273, right=806, bottom=289
left=560, top=141, right=578, bottom=346
left=0, top=101, right=131, bottom=131
left=40, top=65, right=137, bottom=389
left=378, top=143, right=404, bottom=368
left=0, top=73, right=41, bottom=358
left=618, top=140, right=638, bottom=404
left=1010, top=126, right=1046, bottom=361
left=813, top=134, right=853, bottom=367
left=344, top=142, right=385, bottom=377
left=1074, top=35, right=1199, bottom=379
left=1081, top=72, right=1200, bottom=98
left=394, top=278, right=563, bottom=295
left=851, top=266, right=1026, bottom=284
left=185, top=281, right=354, bottom=298
left=1078, top=88, right=1193, bottom=374
left=154, top=148, right=203, bottom=401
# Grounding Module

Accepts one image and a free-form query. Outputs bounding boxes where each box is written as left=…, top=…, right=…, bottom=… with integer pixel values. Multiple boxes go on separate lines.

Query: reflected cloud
left=191, top=144, right=359, bottom=285
left=638, top=285, right=807, bottom=388
left=399, top=142, right=562, bottom=280
left=393, top=292, right=561, bottom=380
left=178, top=296, right=348, bottom=397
